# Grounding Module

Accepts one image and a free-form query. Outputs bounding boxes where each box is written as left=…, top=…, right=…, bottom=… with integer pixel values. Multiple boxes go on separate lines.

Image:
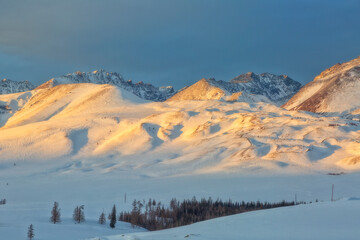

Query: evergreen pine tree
left=50, top=202, right=61, bottom=224
left=109, top=204, right=117, bottom=228
left=73, top=205, right=85, bottom=223
left=99, top=211, right=106, bottom=225
left=27, top=224, right=34, bottom=240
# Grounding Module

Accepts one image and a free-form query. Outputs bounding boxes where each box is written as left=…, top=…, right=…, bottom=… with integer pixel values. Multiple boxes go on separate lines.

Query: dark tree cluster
left=46, top=198, right=300, bottom=232
left=119, top=197, right=296, bottom=231
left=0, top=198, right=6, bottom=205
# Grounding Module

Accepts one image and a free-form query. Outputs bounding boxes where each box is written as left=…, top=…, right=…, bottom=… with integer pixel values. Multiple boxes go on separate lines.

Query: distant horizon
left=1, top=67, right=308, bottom=89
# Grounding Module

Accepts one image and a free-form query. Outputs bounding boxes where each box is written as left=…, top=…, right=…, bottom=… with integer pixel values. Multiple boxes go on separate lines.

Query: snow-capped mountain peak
left=36, top=70, right=175, bottom=102
left=168, top=73, right=301, bottom=105
left=229, top=72, right=302, bottom=103
left=0, top=78, right=35, bottom=94
left=283, top=56, right=360, bottom=114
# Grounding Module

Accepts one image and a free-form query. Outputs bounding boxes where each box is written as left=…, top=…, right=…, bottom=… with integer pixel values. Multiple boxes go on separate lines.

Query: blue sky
left=0, top=0, right=359, bottom=89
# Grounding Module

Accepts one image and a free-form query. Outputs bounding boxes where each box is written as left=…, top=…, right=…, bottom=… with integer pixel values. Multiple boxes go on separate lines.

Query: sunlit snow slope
left=283, top=56, right=360, bottom=114
left=1, top=81, right=360, bottom=175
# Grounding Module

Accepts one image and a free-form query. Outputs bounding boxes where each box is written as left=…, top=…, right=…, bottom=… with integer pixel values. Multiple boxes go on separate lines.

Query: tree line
left=119, top=197, right=298, bottom=230
left=48, top=197, right=300, bottom=231
left=25, top=197, right=299, bottom=239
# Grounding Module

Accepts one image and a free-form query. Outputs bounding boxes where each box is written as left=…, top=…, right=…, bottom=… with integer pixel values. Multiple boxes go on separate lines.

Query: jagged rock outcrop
left=0, top=79, right=35, bottom=94
left=168, top=73, right=301, bottom=105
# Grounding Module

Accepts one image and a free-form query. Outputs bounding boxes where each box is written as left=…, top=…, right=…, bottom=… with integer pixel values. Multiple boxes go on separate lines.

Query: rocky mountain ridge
left=0, top=78, right=35, bottom=94
left=168, top=73, right=302, bottom=105
left=283, top=56, right=360, bottom=114
left=1, top=70, right=301, bottom=104
left=36, top=70, right=175, bottom=102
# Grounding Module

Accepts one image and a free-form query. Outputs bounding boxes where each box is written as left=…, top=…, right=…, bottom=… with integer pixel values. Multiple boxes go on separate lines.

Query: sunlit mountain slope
left=1, top=82, right=360, bottom=176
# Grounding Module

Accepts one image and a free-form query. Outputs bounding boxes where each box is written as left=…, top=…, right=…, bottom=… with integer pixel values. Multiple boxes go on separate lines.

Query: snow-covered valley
left=2, top=171, right=360, bottom=240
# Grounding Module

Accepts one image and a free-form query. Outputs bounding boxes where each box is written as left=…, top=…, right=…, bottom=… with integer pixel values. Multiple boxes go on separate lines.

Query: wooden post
left=331, top=184, right=334, bottom=202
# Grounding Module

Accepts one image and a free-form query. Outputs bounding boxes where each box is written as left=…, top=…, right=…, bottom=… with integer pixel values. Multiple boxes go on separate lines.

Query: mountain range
left=1, top=57, right=360, bottom=175
left=36, top=69, right=175, bottom=102
left=0, top=70, right=302, bottom=105
left=168, top=73, right=301, bottom=105
left=0, top=78, right=35, bottom=94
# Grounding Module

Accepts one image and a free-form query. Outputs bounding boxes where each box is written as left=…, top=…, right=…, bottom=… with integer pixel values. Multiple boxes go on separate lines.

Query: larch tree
left=110, top=204, right=117, bottom=228
left=99, top=211, right=106, bottom=225
left=73, top=205, right=85, bottom=223
left=27, top=224, right=34, bottom=240
left=50, top=201, right=61, bottom=224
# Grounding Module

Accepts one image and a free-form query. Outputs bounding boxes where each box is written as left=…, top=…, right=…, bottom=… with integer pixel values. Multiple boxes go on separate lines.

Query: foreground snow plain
left=2, top=172, right=360, bottom=240
left=97, top=198, right=360, bottom=240
left=1, top=83, right=360, bottom=239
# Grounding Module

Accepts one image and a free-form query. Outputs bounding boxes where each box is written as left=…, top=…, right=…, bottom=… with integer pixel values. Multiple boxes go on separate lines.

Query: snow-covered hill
left=283, top=56, right=360, bottom=114
left=97, top=199, right=360, bottom=240
left=36, top=70, right=175, bottom=102
left=0, top=78, right=35, bottom=94
left=1, top=82, right=360, bottom=174
left=168, top=73, right=301, bottom=105
left=2, top=83, right=146, bottom=129
left=1, top=75, right=360, bottom=240
left=0, top=90, right=36, bottom=127
left=167, top=78, right=271, bottom=104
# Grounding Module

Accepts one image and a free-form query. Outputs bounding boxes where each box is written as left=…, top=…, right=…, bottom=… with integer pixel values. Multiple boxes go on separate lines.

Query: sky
left=0, top=0, right=360, bottom=90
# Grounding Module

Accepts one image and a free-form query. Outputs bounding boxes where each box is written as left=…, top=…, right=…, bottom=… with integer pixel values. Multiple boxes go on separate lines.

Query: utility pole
left=124, top=192, right=127, bottom=204
left=295, top=194, right=297, bottom=205
left=331, top=184, right=334, bottom=202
